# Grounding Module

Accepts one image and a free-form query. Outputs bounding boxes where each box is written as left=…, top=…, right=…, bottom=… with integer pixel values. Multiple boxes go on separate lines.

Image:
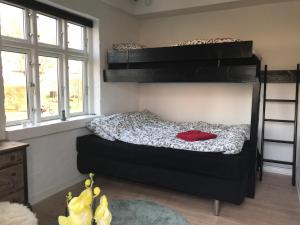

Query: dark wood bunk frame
left=259, top=67, right=299, bottom=186
left=77, top=41, right=261, bottom=216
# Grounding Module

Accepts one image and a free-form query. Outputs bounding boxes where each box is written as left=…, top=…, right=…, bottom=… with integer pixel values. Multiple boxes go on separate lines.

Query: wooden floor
left=33, top=173, right=300, bottom=225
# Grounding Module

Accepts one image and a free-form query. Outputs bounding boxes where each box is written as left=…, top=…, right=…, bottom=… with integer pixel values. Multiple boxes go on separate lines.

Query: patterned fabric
left=112, top=43, right=146, bottom=51
left=174, top=38, right=241, bottom=46
left=112, top=38, right=240, bottom=51
left=87, top=111, right=250, bottom=155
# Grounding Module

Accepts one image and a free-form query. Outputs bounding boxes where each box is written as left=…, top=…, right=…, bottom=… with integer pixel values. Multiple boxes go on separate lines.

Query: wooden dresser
left=0, top=141, right=29, bottom=205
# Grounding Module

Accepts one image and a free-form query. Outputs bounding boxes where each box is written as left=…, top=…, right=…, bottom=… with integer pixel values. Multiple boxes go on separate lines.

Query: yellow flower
left=59, top=188, right=93, bottom=225
left=58, top=173, right=111, bottom=225
left=67, top=192, right=73, bottom=201
left=85, top=179, right=91, bottom=188
left=93, top=187, right=101, bottom=197
left=94, top=195, right=112, bottom=225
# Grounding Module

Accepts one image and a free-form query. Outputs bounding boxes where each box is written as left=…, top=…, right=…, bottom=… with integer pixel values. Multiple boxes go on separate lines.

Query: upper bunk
left=103, top=40, right=261, bottom=83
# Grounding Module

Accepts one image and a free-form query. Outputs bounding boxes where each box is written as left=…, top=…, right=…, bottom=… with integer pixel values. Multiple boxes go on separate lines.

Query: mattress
left=87, top=111, right=250, bottom=154
left=77, top=135, right=251, bottom=180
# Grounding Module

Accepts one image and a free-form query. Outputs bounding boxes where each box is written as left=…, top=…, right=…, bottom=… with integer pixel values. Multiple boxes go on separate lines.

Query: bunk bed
left=77, top=40, right=261, bottom=215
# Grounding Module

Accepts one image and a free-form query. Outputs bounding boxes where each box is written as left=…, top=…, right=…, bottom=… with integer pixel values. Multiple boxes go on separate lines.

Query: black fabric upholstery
left=77, top=135, right=250, bottom=180
left=77, top=134, right=254, bottom=204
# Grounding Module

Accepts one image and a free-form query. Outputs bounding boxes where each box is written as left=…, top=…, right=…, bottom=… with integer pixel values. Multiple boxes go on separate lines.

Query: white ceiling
left=101, top=0, right=300, bottom=17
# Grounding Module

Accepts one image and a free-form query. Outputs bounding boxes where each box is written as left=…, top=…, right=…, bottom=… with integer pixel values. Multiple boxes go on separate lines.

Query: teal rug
left=51, top=199, right=190, bottom=225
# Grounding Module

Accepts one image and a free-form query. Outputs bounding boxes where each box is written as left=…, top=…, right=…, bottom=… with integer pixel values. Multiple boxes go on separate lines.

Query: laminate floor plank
left=33, top=173, right=300, bottom=225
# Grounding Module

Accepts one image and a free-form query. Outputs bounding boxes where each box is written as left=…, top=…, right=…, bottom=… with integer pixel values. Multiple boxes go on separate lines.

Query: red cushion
left=176, top=130, right=217, bottom=142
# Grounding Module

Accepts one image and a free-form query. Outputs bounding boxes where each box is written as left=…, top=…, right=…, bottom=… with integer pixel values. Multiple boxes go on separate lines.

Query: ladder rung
left=264, top=139, right=294, bottom=144
left=263, top=159, right=293, bottom=165
left=264, top=119, right=295, bottom=123
left=265, top=99, right=296, bottom=103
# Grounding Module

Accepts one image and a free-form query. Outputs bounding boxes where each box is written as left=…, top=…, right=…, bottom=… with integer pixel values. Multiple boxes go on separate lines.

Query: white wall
left=138, top=1, right=300, bottom=175
left=19, top=128, right=90, bottom=204
left=139, top=83, right=252, bottom=124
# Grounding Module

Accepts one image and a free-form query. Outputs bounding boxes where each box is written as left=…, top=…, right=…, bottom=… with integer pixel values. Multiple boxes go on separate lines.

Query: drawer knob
left=11, top=172, right=17, bottom=177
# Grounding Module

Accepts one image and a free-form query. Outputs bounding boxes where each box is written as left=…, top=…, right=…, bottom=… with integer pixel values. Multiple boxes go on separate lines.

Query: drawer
left=0, top=151, right=23, bottom=169
left=0, top=190, right=25, bottom=204
left=0, top=164, right=24, bottom=197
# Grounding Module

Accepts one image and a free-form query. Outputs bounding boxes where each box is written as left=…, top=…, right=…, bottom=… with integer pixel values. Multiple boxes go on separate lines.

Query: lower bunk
left=76, top=134, right=257, bottom=215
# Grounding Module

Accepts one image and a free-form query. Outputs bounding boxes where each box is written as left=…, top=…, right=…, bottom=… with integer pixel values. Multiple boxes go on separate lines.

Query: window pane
left=37, top=14, right=57, bottom=45
left=2, top=51, right=28, bottom=122
left=39, top=56, right=59, bottom=118
left=67, top=23, right=84, bottom=50
left=68, top=60, right=84, bottom=114
left=0, top=3, right=25, bottom=39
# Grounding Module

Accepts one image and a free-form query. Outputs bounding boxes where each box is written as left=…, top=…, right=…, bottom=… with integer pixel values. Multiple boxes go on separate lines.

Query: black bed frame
left=78, top=41, right=261, bottom=215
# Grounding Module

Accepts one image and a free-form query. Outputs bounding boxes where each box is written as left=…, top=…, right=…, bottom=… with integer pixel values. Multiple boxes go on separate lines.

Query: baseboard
left=30, top=175, right=85, bottom=205
left=263, top=165, right=292, bottom=176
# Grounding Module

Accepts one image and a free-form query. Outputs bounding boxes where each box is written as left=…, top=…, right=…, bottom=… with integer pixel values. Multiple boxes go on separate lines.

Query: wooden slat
left=264, top=139, right=294, bottom=144
left=260, top=70, right=297, bottom=83
left=265, top=99, right=296, bottom=103
left=264, top=119, right=295, bottom=123
left=263, top=159, right=293, bottom=165
left=103, top=65, right=257, bottom=83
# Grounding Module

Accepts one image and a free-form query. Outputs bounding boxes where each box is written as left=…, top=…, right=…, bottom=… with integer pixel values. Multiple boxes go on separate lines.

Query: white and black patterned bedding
left=87, top=111, right=250, bottom=155
left=112, top=38, right=241, bottom=51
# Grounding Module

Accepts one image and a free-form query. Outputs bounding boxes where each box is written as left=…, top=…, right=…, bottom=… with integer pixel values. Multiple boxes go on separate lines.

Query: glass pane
left=39, top=56, right=59, bottom=118
left=0, top=3, right=25, bottom=39
left=37, top=14, right=57, bottom=45
left=2, top=51, right=28, bottom=122
left=67, top=23, right=84, bottom=50
left=68, top=60, right=84, bottom=114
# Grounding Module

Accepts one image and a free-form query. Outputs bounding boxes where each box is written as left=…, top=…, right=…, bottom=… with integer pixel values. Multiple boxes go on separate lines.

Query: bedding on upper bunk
left=87, top=111, right=250, bottom=155
left=112, top=38, right=241, bottom=51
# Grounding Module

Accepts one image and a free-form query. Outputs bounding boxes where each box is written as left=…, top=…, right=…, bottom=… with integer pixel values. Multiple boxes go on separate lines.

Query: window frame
left=67, top=56, right=88, bottom=117
left=1, top=46, right=33, bottom=126
left=37, top=51, right=63, bottom=121
left=0, top=1, right=91, bottom=126
left=36, top=12, right=61, bottom=48
left=67, top=22, right=86, bottom=53
left=0, top=2, right=28, bottom=41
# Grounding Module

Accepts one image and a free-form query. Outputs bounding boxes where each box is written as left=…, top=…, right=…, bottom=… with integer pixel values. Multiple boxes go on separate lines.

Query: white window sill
left=6, top=115, right=99, bottom=141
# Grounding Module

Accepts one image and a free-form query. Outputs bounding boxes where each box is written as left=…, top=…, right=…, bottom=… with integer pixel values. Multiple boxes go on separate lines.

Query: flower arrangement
left=58, top=173, right=112, bottom=225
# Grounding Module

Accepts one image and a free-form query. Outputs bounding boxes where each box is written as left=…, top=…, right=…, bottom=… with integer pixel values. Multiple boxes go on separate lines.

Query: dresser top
left=0, top=141, right=29, bottom=153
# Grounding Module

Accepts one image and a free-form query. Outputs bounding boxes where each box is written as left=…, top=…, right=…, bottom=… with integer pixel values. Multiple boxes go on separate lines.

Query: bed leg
left=213, top=200, right=220, bottom=216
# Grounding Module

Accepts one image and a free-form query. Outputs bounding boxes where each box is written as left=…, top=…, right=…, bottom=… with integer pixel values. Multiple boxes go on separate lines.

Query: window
left=39, top=56, right=60, bottom=118
left=67, top=22, right=84, bottom=50
left=37, top=14, right=58, bottom=45
left=0, top=2, right=90, bottom=125
left=0, top=3, right=25, bottom=39
left=68, top=59, right=84, bottom=114
left=2, top=51, right=28, bottom=122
